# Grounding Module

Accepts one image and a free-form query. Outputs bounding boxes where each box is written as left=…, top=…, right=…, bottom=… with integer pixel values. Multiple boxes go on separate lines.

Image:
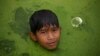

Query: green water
left=0, top=0, right=100, bottom=56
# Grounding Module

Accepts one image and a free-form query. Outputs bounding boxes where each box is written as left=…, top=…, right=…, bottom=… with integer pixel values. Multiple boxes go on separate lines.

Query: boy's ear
left=29, top=32, right=37, bottom=41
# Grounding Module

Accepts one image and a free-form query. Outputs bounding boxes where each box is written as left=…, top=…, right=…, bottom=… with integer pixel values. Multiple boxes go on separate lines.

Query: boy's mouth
left=47, top=41, right=57, bottom=46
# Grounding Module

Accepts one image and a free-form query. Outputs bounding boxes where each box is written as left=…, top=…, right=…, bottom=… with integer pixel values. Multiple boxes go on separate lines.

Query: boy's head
left=29, top=9, right=61, bottom=50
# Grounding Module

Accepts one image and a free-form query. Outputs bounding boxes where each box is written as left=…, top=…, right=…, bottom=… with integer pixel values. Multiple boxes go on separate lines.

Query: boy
left=29, top=9, right=61, bottom=50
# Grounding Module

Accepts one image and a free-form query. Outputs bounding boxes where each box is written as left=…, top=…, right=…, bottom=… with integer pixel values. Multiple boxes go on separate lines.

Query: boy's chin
left=45, top=45, right=57, bottom=50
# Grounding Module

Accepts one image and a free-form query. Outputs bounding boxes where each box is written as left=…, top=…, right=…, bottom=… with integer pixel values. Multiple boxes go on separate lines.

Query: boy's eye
left=52, top=28, right=58, bottom=32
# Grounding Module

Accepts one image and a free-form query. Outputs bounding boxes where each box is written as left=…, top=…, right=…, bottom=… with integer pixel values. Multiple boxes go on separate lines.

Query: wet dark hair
left=29, top=9, right=59, bottom=34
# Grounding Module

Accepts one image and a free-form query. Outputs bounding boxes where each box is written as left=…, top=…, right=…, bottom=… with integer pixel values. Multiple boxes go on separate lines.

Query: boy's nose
left=47, top=32, right=55, bottom=40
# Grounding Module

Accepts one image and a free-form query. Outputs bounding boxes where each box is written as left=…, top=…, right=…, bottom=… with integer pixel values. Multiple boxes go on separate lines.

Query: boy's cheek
left=55, top=32, right=61, bottom=39
left=37, top=35, right=48, bottom=44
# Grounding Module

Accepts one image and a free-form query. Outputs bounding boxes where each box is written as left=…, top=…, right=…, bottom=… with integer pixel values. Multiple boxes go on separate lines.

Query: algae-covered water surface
left=0, top=0, right=100, bottom=56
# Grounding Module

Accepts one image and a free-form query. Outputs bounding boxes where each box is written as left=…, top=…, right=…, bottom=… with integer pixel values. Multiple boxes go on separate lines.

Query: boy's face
left=34, top=25, right=61, bottom=50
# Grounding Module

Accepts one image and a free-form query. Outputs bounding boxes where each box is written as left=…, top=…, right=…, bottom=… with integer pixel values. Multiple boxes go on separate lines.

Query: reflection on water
left=0, top=39, right=15, bottom=56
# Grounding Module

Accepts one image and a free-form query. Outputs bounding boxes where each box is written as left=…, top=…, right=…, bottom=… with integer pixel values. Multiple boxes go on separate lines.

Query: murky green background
left=0, top=0, right=100, bottom=56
